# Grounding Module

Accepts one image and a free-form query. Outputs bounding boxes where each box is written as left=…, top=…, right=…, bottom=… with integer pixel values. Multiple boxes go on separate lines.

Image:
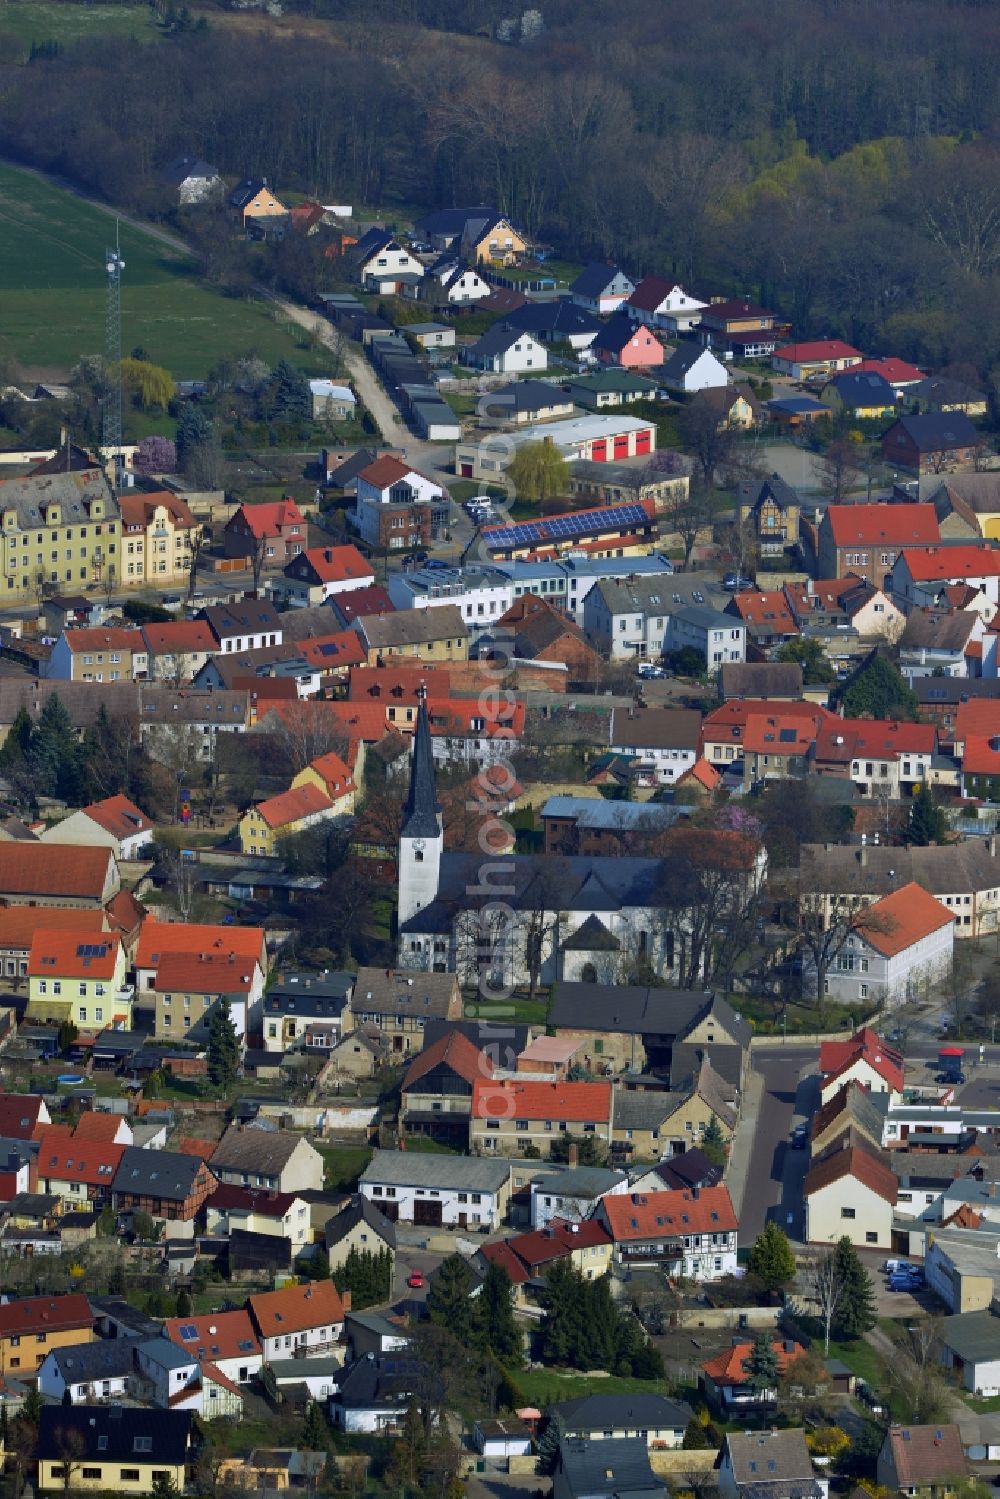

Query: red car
left=406, top=1269, right=425, bottom=1289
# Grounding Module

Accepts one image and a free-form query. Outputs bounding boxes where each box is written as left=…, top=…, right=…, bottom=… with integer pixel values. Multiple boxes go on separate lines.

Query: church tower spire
left=397, top=687, right=443, bottom=929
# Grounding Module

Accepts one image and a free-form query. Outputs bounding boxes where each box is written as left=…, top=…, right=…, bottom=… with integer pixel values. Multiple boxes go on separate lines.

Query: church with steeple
left=395, top=696, right=718, bottom=989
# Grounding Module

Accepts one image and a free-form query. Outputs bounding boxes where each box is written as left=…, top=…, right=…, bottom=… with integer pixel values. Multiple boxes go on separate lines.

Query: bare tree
left=812, top=437, right=865, bottom=501
left=250, top=529, right=270, bottom=596
left=797, top=887, right=896, bottom=1012
left=888, top=1317, right=951, bottom=1423
left=807, top=1249, right=848, bottom=1357
left=53, top=1425, right=87, bottom=1496
left=187, top=524, right=207, bottom=605
left=145, top=721, right=203, bottom=820
left=679, top=396, right=736, bottom=488
left=259, top=702, right=349, bottom=777
left=159, top=843, right=199, bottom=921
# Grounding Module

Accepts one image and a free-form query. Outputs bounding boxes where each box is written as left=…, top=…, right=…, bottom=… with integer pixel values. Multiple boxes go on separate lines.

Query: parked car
left=888, top=1272, right=922, bottom=1292
left=856, top=1379, right=884, bottom=1416
left=406, top=1269, right=425, bottom=1289
left=723, top=572, right=754, bottom=591
left=637, top=662, right=666, bottom=679
left=882, top=1259, right=912, bottom=1275
left=425, top=558, right=449, bottom=571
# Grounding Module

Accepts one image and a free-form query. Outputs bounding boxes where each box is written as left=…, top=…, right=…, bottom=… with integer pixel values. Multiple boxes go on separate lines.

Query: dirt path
left=0, top=157, right=190, bottom=256
left=265, top=292, right=412, bottom=450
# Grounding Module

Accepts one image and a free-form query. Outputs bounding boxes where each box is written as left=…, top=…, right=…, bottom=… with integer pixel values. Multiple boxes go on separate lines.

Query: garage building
left=358, top=1149, right=512, bottom=1230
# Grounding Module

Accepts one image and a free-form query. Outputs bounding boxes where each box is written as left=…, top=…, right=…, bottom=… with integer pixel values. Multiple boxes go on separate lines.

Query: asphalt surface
left=737, top=1044, right=816, bottom=1246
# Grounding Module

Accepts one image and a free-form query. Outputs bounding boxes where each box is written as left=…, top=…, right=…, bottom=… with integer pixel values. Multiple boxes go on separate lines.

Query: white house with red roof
left=819, top=1025, right=904, bottom=1105
left=597, top=1185, right=738, bottom=1278
left=856, top=357, right=926, bottom=396
left=624, top=278, right=707, bottom=333
left=891, top=544, right=1000, bottom=612
left=40, top=794, right=154, bottom=861
left=279, top=543, right=375, bottom=608
left=771, top=340, right=862, bottom=380
left=223, top=499, right=306, bottom=568
left=353, top=455, right=445, bottom=550
left=812, top=718, right=938, bottom=797
left=820, top=884, right=955, bottom=1008
left=804, top=1144, right=898, bottom=1247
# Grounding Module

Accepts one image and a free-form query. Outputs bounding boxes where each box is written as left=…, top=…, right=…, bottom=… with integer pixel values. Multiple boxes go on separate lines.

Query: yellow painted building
left=38, top=1407, right=191, bottom=1495
left=119, top=491, right=200, bottom=586
left=0, top=1292, right=94, bottom=1375
left=0, top=469, right=120, bottom=600
left=26, top=929, right=129, bottom=1031
left=239, top=778, right=348, bottom=858
left=463, top=216, right=527, bottom=265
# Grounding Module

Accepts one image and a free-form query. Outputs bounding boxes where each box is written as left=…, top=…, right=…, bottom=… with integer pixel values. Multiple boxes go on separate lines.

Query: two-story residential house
left=238, top=778, right=351, bottom=859
left=34, top=1124, right=127, bottom=1208
left=737, top=474, right=801, bottom=557
left=804, top=1143, right=898, bottom=1248
left=625, top=278, right=707, bottom=333
left=353, top=231, right=424, bottom=292
left=400, top=1029, right=492, bottom=1147
left=46, top=627, right=144, bottom=683
left=657, top=345, right=729, bottom=394
left=0, top=1292, right=94, bottom=1375
left=210, top=1126, right=324, bottom=1195
left=26, top=928, right=130, bottom=1032
left=816, top=503, right=942, bottom=586
left=278, top=544, right=374, bottom=608
left=134, top=918, right=267, bottom=997
left=40, top=794, right=153, bottom=862
left=163, top=1308, right=262, bottom=1385
left=199, top=600, right=283, bottom=653
left=606, top=707, right=702, bottom=785
left=813, top=718, right=938, bottom=798
left=247, top=1280, right=345, bottom=1362
left=348, top=967, right=463, bottom=1054
left=230, top=178, right=287, bottom=226
left=138, top=620, right=217, bottom=683
left=119, top=491, right=199, bottom=586
left=590, top=316, right=664, bottom=370
left=465, top=325, right=548, bottom=375
left=358, top=1148, right=513, bottom=1230
left=598, top=1185, right=739, bottom=1279
left=876, top=1424, right=967, bottom=1497
left=891, top=545, right=1000, bottom=612
left=469, top=1079, right=614, bottom=1158
left=112, top=1147, right=217, bottom=1228
left=152, top=950, right=261, bottom=1043
left=353, top=455, right=447, bottom=551
left=570, top=263, right=635, bottom=315
left=205, top=1185, right=311, bottom=1251
left=261, top=969, right=352, bottom=1053
left=718, top=1430, right=825, bottom=1499
left=697, top=300, right=780, bottom=359
left=882, top=413, right=980, bottom=476
left=819, top=882, right=954, bottom=1007
left=139, top=686, right=251, bottom=758
left=223, top=501, right=306, bottom=568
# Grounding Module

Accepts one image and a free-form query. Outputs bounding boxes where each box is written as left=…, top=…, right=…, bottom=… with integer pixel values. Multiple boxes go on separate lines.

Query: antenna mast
left=103, top=222, right=125, bottom=493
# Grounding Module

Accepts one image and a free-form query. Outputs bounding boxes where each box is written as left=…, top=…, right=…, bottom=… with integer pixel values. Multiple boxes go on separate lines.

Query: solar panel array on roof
left=484, top=502, right=649, bottom=550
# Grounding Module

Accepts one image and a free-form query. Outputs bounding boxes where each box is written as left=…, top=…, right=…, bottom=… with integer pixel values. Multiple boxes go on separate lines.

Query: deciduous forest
left=4, top=0, right=1000, bottom=372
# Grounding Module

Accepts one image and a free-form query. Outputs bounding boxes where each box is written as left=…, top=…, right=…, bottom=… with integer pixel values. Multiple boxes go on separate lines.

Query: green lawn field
left=0, top=162, right=320, bottom=378
left=0, top=1, right=158, bottom=59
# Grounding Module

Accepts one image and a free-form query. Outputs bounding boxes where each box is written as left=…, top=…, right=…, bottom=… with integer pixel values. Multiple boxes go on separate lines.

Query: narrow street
left=732, top=1044, right=816, bottom=1246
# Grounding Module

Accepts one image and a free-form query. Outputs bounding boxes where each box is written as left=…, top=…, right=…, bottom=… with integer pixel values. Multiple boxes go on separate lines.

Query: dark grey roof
left=570, top=263, right=634, bottom=299
left=229, top=178, right=273, bottom=210
left=737, top=473, right=801, bottom=516
left=643, top=1147, right=722, bottom=1191
left=549, top=982, right=715, bottom=1037
left=332, top=1352, right=436, bottom=1412
left=160, top=155, right=219, bottom=186
left=889, top=412, right=979, bottom=452
left=555, top=1393, right=693, bottom=1433
left=557, top=1436, right=666, bottom=1499
left=326, top=447, right=380, bottom=488
left=825, top=370, right=895, bottom=406
left=658, top=343, right=712, bottom=379
left=505, top=300, right=601, bottom=339
left=401, top=701, right=442, bottom=839
left=799, top=839, right=1000, bottom=899
left=940, top=1310, right=1000, bottom=1364
left=422, top=1018, right=531, bottom=1064
left=199, top=599, right=282, bottom=640
left=360, top=1150, right=511, bottom=1194
left=38, top=1405, right=193, bottom=1466
left=612, top=1091, right=680, bottom=1130
left=325, top=1194, right=397, bottom=1251
left=470, top=323, right=539, bottom=358
left=112, top=1146, right=208, bottom=1202
left=915, top=676, right=1000, bottom=706
left=536, top=1165, right=625, bottom=1199
left=591, top=313, right=646, bottom=355
left=913, top=375, right=986, bottom=407
left=416, top=205, right=498, bottom=239
left=47, top=1337, right=141, bottom=1383
left=0, top=468, right=118, bottom=530
left=211, top=1126, right=314, bottom=1176
left=483, top=379, right=572, bottom=416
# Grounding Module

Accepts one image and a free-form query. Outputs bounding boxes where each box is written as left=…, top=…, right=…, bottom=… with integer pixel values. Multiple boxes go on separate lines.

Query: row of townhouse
left=45, top=597, right=283, bottom=682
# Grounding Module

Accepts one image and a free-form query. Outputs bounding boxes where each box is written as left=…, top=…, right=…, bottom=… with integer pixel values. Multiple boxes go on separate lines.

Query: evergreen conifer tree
left=907, top=784, right=948, bottom=846
left=206, top=996, right=240, bottom=1091
left=831, top=1235, right=877, bottom=1340
left=743, top=1332, right=781, bottom=1399
left=747, top=1221, right=797, bottom=1292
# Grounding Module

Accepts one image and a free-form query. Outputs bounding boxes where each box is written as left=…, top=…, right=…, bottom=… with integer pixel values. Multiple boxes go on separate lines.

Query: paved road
left=737, top=1045, right=817, bottom=1246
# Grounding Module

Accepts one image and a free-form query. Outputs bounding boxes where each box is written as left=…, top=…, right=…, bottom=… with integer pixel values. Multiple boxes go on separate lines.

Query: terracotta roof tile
left=825, top=502, right=940, bottom=548
left=703, top=1338, right=805, bottom=1384
left=154, top=950, right=257, bottom=994
left=28, top=929, right=121, bottom=980
left=0, top=1292, right=92, bottom=1338
left=898, top=545, right=1000, bottom=581
left=80, top=794, right=153, bottom=840
left=885, top=1424, right=966, bottom=1487
left=471, top=1078, right=612, bottom=1124
left=164, top=1308, right=261, bottom=1363
left=860, top=882, right=954, bottom=957
left=402, top=1030, right=493, bottom=1092
left=247, top=1279, right=344, bottom=1338
left=136, top=920, right=265, bottom=971
left=601, top=1185, right=737, bottom=1238
left=0, top=906, right=107, bottom=950
left=803, top=1144, right=898, bottom=1205
left=251, top=782, right=334, bottom=831
left=0, top=844, right=114, bottom=900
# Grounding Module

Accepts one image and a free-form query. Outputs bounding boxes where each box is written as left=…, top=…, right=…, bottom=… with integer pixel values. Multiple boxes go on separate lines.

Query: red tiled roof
left=0, top=1094, right=48, bottom=1139
left=954, top=700, right=1000, bottom=742
left=178, top=1136, right=216, bottom=1162
left=35, top=1125, right=126, bottom=1186
left=298, top=631, right=367, bottom=672
left=804, top=1145, right=898, bottom=1205
left=701, top=299, right=774, bottom=322
left=728, top=591, right=800, bottom=635
left=857, top=358, right=926, bottom=385
left=507, top=1218, right=612, bottom=1268
left=251, top=782, right=333, bottom=831
left=703, top=699, right=835, bottom=734
left=402, top=1030, right=493, bottom=1092
left=479, top=1239, right=531, bottom=1285
left=104, top=888, right=147, bottom=939
left=357, top=456, right=416, bottom=490
left=773, top=340, right=861, bottom=363
left=885, top=1424, right=966, bottom=1488
left=332, top=584, right=395, bottom=622
left=471, top=1078, right=612, bottom=1123
left=208, top=1184, right=300, bottom=1217
left=306, top=751, right=355, bottom=799
left=202, top=1361, right=243, bottom=1399
left=426, top=696, right=526, bottom=739
left=229, top=499, right=305, bottom=538
left=898, top=545, right=1000, bottom=581
left=62, top=627, right=143, bottom=654
left=0, top=1292, right=92, bottom=1338
left=141, top=620, right=217, bottom=655
left=820, top=1026, right=903, bottom=1093
left=626, top=277, right=691, bottom=314
left=165, top=1308, right=261, bottom=1363
left=0, top=844, right=114, bottom=899
left=814, top=719, right=936, bottom=764
left=703, top=1338, right=805, bottom=1384
left=0, top=906, right=107, bottom=951
left=81, top=794, right=154, bottom=841
left=154, top=950, right=257, bottom=994
left=962, top=735, right=1000, bottom=776
left=292, top=544, right=372, bottom=584
left=860, top=882, right=955, bottom=957
left=70, top=1113, right=128, bottom=1144
left=741, top=713, right=818, bottom=756
left=27, top=928, right=121, bottom=981
left=825, top=503, right=940, bottom=548
left=119, top=491, right=197, bottom=529
left=678, top=758, right=722, bottom=792
left=247, top=1279, right=344, bottom=1337
left=136, top=920, right=265, bottom=970
left=601, top=1185, right=738, bottom=1239
left=348, top=665, right=452, bottom=702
